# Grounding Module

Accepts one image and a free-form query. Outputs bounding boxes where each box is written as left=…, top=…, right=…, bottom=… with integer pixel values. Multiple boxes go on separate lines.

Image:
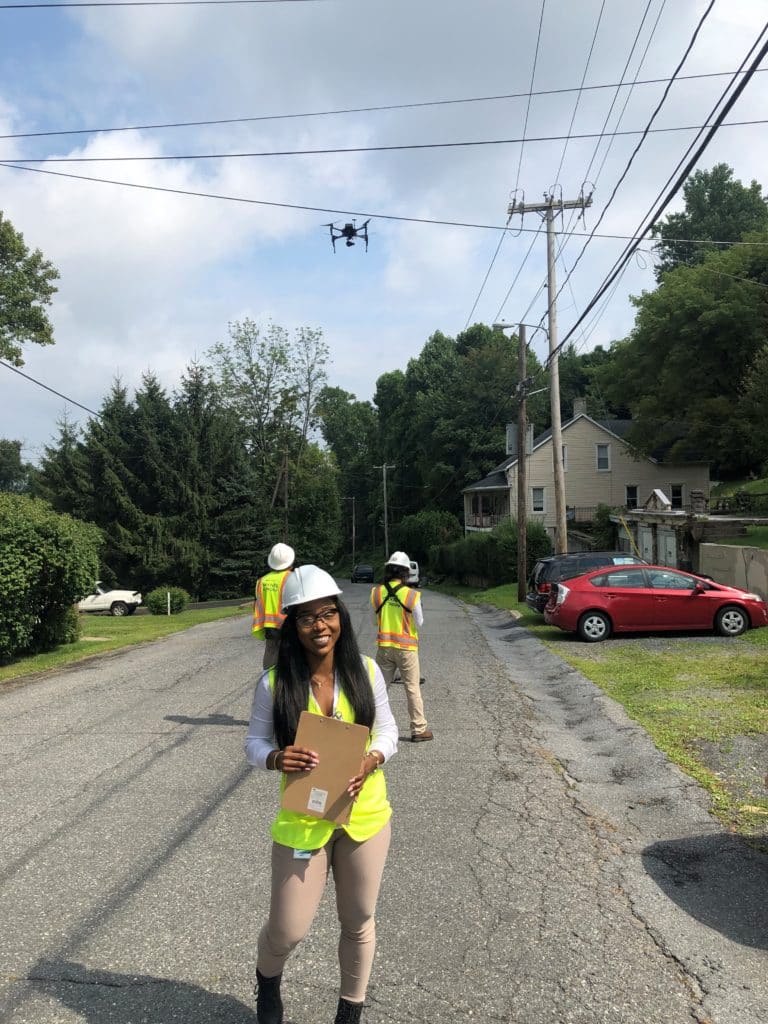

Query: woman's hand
left=347, top=752, right=382, bottom=799
left=278, top=745, right=319, bottom=773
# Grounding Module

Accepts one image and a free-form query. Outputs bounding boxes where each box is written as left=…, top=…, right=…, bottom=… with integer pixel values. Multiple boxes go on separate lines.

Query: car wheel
left=577, top=610, right=611, bottom=643
left=110, top=601, right=129, bottom=617
left=714, top=605, right=748, bottom=637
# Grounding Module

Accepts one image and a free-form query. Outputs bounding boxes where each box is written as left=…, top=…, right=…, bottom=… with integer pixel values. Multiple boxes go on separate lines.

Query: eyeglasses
left=295, top=607, right=339, bottom=630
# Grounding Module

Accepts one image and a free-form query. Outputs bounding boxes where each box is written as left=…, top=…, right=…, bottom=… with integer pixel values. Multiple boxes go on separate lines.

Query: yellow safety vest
left=269, top=657, right=391, bottom=848
left=371, top=580, right=420, bottom=650
left=252, top=570, right=290, bottom=638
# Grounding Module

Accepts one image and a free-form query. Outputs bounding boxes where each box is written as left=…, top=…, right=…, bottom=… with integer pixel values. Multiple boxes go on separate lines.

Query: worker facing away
left=252, top=543, right=295, bottom=669
left=370, top=551, right=433, bottom=742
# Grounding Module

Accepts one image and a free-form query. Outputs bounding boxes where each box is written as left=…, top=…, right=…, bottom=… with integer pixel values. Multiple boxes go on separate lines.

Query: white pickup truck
left=77, top=582, right=142, bottom=616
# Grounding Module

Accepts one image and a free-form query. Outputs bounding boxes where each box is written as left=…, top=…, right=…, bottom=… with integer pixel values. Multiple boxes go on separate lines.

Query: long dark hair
left=272, top=598, right=375, bottom=749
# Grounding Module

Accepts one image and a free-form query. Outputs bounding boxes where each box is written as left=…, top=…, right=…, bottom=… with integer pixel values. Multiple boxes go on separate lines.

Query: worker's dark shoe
left=411, top=729, right=434, bottom=742
left=255, top=969, right=283, bottom=1024
left=334, top=997, right=364, bottom=1023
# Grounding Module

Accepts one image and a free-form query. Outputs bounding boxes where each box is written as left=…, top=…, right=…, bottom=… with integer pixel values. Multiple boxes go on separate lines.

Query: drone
left=325, top=219, right=370, bottom=252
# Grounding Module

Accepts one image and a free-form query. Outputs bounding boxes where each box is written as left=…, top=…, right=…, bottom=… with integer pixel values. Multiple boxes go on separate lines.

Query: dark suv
left=526, top=551, right=647, bottom=613
left=351, top=564, right=375, bottom=583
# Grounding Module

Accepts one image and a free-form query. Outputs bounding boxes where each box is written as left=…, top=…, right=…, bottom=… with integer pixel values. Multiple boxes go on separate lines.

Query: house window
left=596, top=443, right=611, bottom=471
left=562, top=444, right=568, bottom=472
left=531, top=487, right=545, bottom=513
left=670, top=484, right=683, bottom=509
left=625, top=485, right=638, bottom=509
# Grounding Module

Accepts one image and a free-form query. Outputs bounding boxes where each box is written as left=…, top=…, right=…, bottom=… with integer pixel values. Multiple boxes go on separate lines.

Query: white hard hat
left=268, top=543, right=295, bottom=571
left=281, top=565, right=343, bottom=610
left=385, top=550, right=411, bottom=570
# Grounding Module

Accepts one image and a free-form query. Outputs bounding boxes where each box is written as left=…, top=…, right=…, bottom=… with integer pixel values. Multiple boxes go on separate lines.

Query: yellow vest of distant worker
left=252, top=570, right=290, bottom=638
left=371, top=581, right=420, bottom=650
left=269, top=657, right=391, bottom=848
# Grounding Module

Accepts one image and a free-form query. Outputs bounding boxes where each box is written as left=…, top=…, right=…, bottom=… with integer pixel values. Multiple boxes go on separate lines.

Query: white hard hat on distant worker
left=268, top=543, right=295, bottom=571
left=385, top=551, right=411, bottom=570
left=281, top=565, right=342, bottom=611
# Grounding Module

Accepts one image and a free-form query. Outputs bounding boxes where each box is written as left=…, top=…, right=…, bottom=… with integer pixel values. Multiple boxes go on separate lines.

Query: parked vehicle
left=78, top=582, right=142, bottom=616
left=526, top=552, right=646, bottom=612
left=408, top=560, right=420, bottom=587
left=350, top=564, right=375, bottom=583
left=543, top=564, right=768, bottom=642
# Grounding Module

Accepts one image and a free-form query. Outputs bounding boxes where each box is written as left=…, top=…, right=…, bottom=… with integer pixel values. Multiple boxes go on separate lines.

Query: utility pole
left=494, top=321, right=540, bottom=601
left=508, top=191, right=592, bottom=553
left=374, top=464, right=396, bottom=559
left=344, top=496, right=357, bottom=565
left=516, top=324, right=528, bottom=602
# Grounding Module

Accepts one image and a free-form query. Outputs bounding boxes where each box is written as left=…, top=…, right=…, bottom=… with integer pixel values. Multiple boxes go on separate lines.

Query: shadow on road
left=642, top=834, right=768, bottom=950
left=29, top=960, right=259, bottom=1023
left=164, top=713, right=250, bottom=727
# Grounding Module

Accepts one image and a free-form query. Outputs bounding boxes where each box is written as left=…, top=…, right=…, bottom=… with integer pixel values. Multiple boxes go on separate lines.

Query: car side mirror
left=693, top=581, right=706, bottom=593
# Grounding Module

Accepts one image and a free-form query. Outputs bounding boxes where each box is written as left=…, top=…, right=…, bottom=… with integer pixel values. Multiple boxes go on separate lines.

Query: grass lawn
left=438, top=582, right=768, bottom=837
left=711, top=477, right=768, bottom=496
left=0, top=605, right=250, bottom=686
left=714, top=525, right=768, bottom=550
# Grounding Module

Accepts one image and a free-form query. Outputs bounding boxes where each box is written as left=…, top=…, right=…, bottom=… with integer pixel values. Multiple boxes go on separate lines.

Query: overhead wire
left=3, top=156, right=768, bottom=248
left=492, top=0, right=605, bottom=327
left=0, top=359, right=101, bottom=417
left=462, top=0, right=547, bottom=328
left=499, top=0, right=660, bottom=327
left=553, top=0, right=606, bottom=185
left=547, top=20, right=768, bottom=367
left=1, top=0, right=318, bottom=8
left=13, top=116, right=768, bottom=163
left=3, top=67, right=765, bottom=142
left=533, top=0, right=718, bottom=339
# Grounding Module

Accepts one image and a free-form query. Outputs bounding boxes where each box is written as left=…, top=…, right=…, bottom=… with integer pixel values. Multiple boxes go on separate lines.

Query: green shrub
left=430, top=519, right=552, bottom=586
left=0, top=494, right=100, bottom=660
left=393, top=509, right=462, bottom=565
left=145, top=586, right=191, bottom=615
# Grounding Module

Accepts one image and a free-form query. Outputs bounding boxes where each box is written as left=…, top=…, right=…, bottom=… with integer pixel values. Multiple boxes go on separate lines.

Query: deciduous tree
left=0, top=210, right=60, bottom=364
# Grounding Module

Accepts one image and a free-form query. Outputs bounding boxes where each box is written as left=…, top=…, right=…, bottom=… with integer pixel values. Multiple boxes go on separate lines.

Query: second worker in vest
left=370, top=551, right=433, bottom=742
left=252, top=543, right=295, bottom=669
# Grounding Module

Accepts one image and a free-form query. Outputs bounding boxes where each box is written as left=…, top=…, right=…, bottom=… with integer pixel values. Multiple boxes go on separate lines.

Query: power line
left=3, top=67, right=764, bottom=142
left=462, top=0, right=547, bottom=329
left=10, top=117, right=768, bottom=163
left=548, top=21, right=768, bottom=366
left=0, top=359, right=101, bottom=417
left=553, top=0, right=606, bottom=185
left=536, top=0, right=718, bottom=338
left=3, top=157, right=768, bottom=250
left=1, top=0, right=318, bottom=8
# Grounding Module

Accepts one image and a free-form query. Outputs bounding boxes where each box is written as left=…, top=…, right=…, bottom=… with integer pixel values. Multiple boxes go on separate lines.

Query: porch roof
left=463, top=470, right=508, bottom=492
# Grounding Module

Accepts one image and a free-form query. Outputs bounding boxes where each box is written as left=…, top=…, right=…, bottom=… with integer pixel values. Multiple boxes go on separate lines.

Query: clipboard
left=281, top=711, right=370, bottom=825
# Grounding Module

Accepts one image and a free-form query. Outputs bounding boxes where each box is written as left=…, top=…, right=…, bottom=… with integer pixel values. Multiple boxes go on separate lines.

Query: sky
left=1, top=0, right=767, bottom=463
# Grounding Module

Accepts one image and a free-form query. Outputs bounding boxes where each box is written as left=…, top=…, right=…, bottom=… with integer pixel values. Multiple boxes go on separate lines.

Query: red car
left=544, top=564, right=768, bottom=642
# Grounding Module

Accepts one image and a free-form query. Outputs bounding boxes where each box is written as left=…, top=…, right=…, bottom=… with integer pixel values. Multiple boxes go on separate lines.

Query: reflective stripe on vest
left=252, top=570, right=289, bottom=637
left=269, top=656, right=391, bottom=849
left=371, top=581, right=419, bottom=650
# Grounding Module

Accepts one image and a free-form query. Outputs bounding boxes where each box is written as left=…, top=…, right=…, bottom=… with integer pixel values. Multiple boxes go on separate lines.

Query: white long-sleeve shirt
left=244, top=658, right=398, bottom=770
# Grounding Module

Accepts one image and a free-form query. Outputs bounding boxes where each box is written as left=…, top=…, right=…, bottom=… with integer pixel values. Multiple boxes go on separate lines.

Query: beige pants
left=257, top=822, right=391, bottom=1003
left=262, top=629, right=280, bottom=670
left=375, top=646, right=428, bottom=735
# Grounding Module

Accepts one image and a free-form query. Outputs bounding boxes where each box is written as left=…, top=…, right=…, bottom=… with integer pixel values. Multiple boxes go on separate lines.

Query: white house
left=463, top=400, right=710, bottom=543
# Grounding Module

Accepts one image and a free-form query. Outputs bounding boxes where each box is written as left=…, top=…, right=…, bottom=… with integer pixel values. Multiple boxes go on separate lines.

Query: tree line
left=2, top=162, right=768, bottom=597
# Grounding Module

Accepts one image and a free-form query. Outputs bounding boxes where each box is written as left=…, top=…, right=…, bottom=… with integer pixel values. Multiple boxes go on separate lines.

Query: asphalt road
left=0, top=585, right=766, bottom=1024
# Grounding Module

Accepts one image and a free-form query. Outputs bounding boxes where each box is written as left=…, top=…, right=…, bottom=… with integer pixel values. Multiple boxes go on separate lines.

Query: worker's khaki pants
left=257, top=822, right=391, bottom=1003
left=375, top=646, right=428, bottom=735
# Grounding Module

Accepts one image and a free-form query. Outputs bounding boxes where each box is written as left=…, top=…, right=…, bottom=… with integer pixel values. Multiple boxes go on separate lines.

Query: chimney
left=573, top=397, right=587, bottom=417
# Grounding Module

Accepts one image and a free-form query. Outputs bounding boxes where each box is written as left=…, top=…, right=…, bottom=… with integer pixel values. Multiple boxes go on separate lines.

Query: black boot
left=255, top=969, right=283, bottom=1024
left=334, top=997, right=364, bottom=1023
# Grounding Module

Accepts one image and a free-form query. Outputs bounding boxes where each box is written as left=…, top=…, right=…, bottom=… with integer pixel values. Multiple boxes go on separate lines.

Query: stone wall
left=699, top=543, right=768, bottom=602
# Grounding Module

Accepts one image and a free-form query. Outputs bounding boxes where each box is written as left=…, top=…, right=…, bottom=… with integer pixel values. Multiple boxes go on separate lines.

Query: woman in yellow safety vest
left=245, top=565, right=398, bottom=1024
